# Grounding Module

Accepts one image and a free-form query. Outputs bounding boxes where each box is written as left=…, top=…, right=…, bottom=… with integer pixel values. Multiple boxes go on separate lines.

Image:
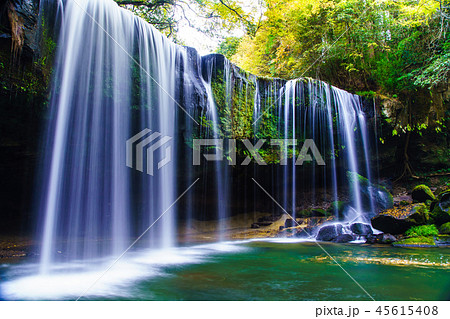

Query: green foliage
left=227, top=0, right=450, bottom=176
left=355, top=91, right=376, bottom=98
left=405, top=224, right=439, bottom=237
left=115, top=0, right=181, bottom=38
left=231, top=0, right=447, bottom=117
left=209, top=65, right=256, bottom=140
left=216, top=37, right=241, bottom=59
left=414, top=51, right=450, bottom=88
left=115, top=0, right=262, bottom=40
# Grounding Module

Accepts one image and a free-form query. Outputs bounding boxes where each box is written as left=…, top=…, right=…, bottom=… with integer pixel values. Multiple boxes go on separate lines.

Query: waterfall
left=37, top=0, right=376, bottom=273
left=250, top=79, right=374, bottom=223
left=38, top=0, right=181, bottom=272
left=199, top=56, right=230, bottom=239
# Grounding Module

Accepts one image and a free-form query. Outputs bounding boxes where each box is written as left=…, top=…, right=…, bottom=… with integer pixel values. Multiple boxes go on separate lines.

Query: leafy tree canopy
left=114, top=0, right=264, bottom=42
left=232, top=0, right=449, bottom=93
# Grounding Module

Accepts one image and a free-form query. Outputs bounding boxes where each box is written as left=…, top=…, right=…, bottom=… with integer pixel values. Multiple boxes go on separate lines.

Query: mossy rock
left=411, top=184, right=435, bottom=203
left=346, top=171, right=393, bottom=216
left=311, top=208, right=329, bottom=217
left=429, top=192, right=450, bottom=226
left=371, top=203, right=429, bottom=234
left=437, top=189, right=450, bottom=198
left=436, top=190, right=450, bottom=201
left=430, top=199, right=438, bottom=212
left=350, top=223, right=373, bottom=236
left=326, top=201, right=349, bottom=220
left=297, top=209, right=312, bottom=218
left=393, top=236, right=436, bottom=247
left=435, top=235, right=450, bottom=245
left=438, top=222, right=450, bottom=234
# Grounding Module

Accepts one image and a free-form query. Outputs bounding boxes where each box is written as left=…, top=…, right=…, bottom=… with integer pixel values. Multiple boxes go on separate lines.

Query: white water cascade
left=36, top=0, right=378, bottom=275
left=39, top=0, right=180, bottom=272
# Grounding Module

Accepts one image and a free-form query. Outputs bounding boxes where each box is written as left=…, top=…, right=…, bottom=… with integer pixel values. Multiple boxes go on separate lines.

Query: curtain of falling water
left=39, top=0, right=179, bottom=272
left=37, top=0, right=377, bottom=273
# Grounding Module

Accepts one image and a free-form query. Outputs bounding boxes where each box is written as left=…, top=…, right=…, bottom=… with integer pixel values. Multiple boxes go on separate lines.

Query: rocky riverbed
left=0, top=237, right=39, bottom=263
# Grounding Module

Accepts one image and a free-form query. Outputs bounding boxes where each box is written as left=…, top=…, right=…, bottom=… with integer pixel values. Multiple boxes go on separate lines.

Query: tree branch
left=116, top=0, right=174, bottom=10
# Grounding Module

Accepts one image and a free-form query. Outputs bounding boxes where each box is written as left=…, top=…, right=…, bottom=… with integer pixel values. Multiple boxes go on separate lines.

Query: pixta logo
left=127, top=131, right=325, bottom=176
left=193, top=139, right=325, bottom=166
left=126, top=129, right=173, bottom=176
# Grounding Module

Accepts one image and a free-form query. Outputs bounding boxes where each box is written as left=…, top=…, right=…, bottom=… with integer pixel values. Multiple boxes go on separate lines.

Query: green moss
left=412, top=184, right=436, bottom=202
left=405, top=224, right=439, bottom=237
left=407, top=203, right=430, bottom=224
left=355, top=90, right=377, bottom=98
left=399, top=200, right=410, bottom=206
left=437, top=190, right=450, bottom=198
left=439, top=222, right=450, bottom=234
left=393, top=236, right=436, bottom=247
left=430, top=201, right=450, bottom=226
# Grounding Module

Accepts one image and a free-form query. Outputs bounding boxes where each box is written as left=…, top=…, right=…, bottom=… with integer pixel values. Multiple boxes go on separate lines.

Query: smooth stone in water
left=366, top=233, right=397, bottom=244
left=334, top=234, right=355, bottom=243
left=316, top=224, right=343, bottom=241
left=350, top=223, right=373, bottom=236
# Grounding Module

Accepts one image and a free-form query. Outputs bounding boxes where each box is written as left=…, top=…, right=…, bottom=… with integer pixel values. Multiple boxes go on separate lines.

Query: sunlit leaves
left=231, top=0, right=446, bottom=95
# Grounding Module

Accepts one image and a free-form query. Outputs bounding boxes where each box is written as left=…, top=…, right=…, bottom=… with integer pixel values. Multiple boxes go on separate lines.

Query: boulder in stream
left=334, top=234, right=355, bottom=243
left=316, top=224, right=343, bottom=241
left=366, top=233, right=397, bottom=244
left=371, top=203, right=429, bottom=234
left=347, top=172, right=393, bottom=218
left=350, top=223, right=373, bottom=236
left=430, top=191, right=450, bottom=226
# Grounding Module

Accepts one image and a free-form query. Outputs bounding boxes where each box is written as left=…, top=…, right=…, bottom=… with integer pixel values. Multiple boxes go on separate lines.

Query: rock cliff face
left=1, top=0, right=40, bottom=58
left=375, top=87, right=450, bottom=177
left=0, top=0, right=42, bottom=234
